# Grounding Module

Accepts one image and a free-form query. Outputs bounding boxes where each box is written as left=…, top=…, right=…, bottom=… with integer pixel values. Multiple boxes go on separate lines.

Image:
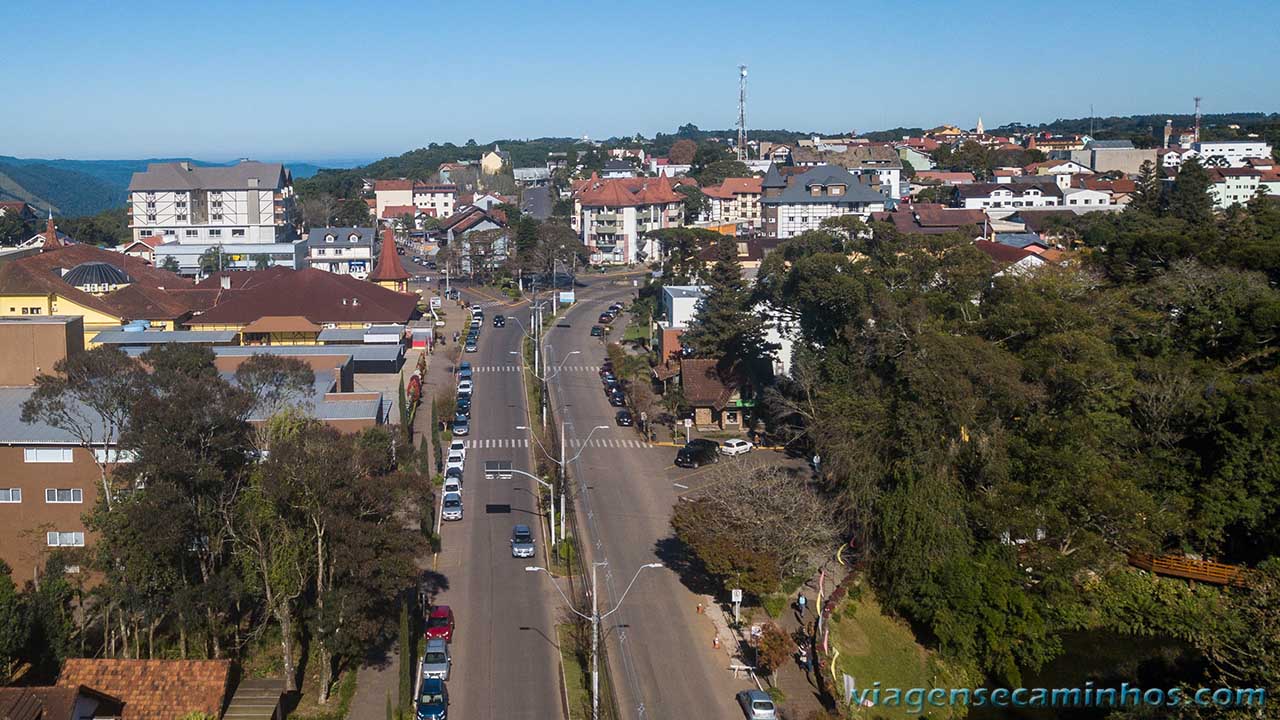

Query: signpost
left=683, top=417, right=692, bottom=443
left=730, top=588, right=742, bottom=622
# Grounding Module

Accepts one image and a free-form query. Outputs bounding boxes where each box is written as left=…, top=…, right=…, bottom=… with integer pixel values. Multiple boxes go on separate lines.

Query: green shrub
left=766, top=686, right=785, bottom=704
left=761, top=594, right=787, bottom=619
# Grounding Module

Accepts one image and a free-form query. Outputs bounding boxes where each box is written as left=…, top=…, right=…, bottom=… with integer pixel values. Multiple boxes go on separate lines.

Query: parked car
left=458, top=367, right=473, bottom=381
left=441, top=492, right=463, bottom=522
left=424, top=605, right=455, bottom=643
left=464, top=340, right=478, bottom=353
left=736, top=689, right=777, bottom=720
left=444, top=467, right=463, bottom=485
left=598, top=313, right=613, bottom=324
left=458, top=361, right=471, bottom=373
left=610, top=302, right=624, bottom=312
left=493, top=314, right=506, bottom=327
left=590, top=325, right=604, bottom=337
left=603, top=379, right=619, bottom=394
left=601, top=371, right=617, bottom=384
left=720, top=439, right=754, bottom=456
left=608, top=391, right=626, bottom=407
left=442, top=478, right=462, bottom=495
left=675, top=439, right=721, bottom=468
left=415, top=677, right=448, bottom=720
left=452, top=419, right=470, bottom=436
left=599, top=362, right=613, bottom=376
left=510, top=524, right=536, bottom=558
left=449, top=439, right=467, bottom=460
left=615, top=409, right=634, bottom=427
left=445, top=452, right=464, bottom=473
left=457, top=379, right=474, bottom=395
left=420, top=637, right=452, bottom=680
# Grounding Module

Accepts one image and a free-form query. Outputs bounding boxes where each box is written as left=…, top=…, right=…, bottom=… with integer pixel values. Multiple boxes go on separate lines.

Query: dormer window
left=349, top=234, right=359, bottom=243
left=828, top=185, right=845, bottom=196
left=809, top=185, right=822, bottom=197
left=325, top=234, right=335, bottom=243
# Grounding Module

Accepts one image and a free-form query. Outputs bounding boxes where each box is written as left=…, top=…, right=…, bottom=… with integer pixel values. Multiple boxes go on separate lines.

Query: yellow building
left=480, top=145, right=511, bottom=175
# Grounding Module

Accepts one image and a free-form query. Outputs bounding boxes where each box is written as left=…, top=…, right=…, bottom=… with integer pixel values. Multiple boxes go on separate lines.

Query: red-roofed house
left=572, top=174, right=688, bottom=264
left=700, top=177, right=764, bottom=229
left=118, top=234, right=166, bottom=264
left=58, top=659, right=232, bottom=720
left=974, top=239, right=1049, bottom=277
left=373, top=179, right=413, bottom=219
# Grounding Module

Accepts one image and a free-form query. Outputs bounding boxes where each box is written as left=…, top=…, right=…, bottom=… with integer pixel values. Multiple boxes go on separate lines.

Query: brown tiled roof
left=680, top=358, right=744, bottom=410
left=974, top=239, right=1036, bottom=264
left=870, top=207, right=987, bottom=235
left=58, top=658, right=231, bottom=720
left=368, top=229, right=410, bottom=282
left=381, top=204, right=417, bottom=220
left=439, top=206, right=506, bottom=234
left=186, top=268, right=418, bottom=327
left=914, top=171, right=975, bottom=184
left=575, top=175, right=685, bottom=208
left=0, top=686, right=124, bottom=720
left=374, top=179, right=413, bottom=192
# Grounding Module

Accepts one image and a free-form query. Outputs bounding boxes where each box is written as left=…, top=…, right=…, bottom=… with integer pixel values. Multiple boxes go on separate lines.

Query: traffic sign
left=730, top=588, right=743, bottom=603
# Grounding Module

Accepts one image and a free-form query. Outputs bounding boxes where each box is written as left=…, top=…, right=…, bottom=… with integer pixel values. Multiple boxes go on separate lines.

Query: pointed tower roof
left=368, top=229, right=410, bottom=283
left=42, top=212, right=67, bottom=250
left=976, top=116, right=985, bottom=135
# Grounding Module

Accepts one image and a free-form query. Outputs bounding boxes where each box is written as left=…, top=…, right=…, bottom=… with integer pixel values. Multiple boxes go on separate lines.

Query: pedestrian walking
left=796, top=594, right=808, bottom=621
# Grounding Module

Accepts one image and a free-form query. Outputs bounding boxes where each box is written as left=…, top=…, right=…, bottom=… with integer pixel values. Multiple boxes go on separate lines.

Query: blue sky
left=4, top=0, right=1278, bottom=161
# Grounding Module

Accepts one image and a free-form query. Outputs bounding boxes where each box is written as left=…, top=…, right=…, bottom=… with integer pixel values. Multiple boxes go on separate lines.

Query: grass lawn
left=828, top=593, right=960, bottom=719
left=557, top=624, right=590, bottom=720
left=621, top=323, right=648, bottom=343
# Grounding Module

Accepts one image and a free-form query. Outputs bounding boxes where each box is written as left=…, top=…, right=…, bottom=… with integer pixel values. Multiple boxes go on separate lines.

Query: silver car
left=510, top=524, right=536, bottom=558
left=441, top=492, right=463, bottom=521
left=420, top=637, right=451, bottom=681
left=736, top=690, right=777, bottom=720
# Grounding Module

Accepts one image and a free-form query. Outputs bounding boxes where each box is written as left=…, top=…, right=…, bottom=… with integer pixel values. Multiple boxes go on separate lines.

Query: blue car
left=416, top=677, right=448, bottom=720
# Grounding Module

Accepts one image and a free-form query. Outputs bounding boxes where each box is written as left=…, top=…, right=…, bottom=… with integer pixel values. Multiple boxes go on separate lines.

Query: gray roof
left=305, top=227, right=375, bottom=248
left=1087, top=140, right=1135, bottom=150
left=137, top=344, right=405, bottom=364
left=760, top=165, right=887, bottom=206
left=62, top=262, right=134, bottom=287
left=129, top=161, right=289, bottom=192
left=92, top=330, right=240, bottom=345
left=317, top=324, right=405, bottom=343
left=957, top=182, right=1064, bottom=199
left=0, top=387, right=112, bottom=444
left=513, top=168, right=551, bottom=181
left=995, top=232, right=1049, bottom=249
left=664, top=285, right=707, bottom=300
left=762, top=163, right=787, bottom=188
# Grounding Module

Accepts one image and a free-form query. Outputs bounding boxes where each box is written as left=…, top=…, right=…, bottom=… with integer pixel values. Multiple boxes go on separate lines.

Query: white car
left=448, top=439, right=467, bottom=461
left=446, top=452, right=465, bottom=473
left=457, top=379, right=474, bottom=395
left=442, top=478, right=462, bottom=495
left=441, top=492, right=463, bottom=521
left=720, top=439, right=754, bottom=456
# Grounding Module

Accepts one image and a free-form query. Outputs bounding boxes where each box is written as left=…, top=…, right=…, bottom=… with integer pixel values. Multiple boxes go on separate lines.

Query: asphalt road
left=522, top=185, right=552, bottom=221
left=544, top=282, right=749, bottom=720
left=433, top=294, right=563, bottom=720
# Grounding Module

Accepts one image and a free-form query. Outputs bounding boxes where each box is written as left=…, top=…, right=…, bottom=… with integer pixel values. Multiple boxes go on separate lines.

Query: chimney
left=332, top=366, right=343, bottom=392
left=1163, top=119, right=1173, bottom=149
left=220, top=275, right=231, bottom=290
left=180, top=161, right=191, bottom=172
left=248, top=178, right=259, bottom=189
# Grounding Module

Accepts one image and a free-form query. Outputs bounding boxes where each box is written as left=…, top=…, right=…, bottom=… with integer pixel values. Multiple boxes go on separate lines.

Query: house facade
left=305, top=227, right=376, bottom=278
left=956, top=182, right=1063, bottom=210
left=760, top=165, right=887, bottom=239
left=701, top=177, right=764, bottom=230
left=572, top=175, right=686, bottom=264
left=1208, top=166, right=1280, bottom=208
left=413, top=184, right=458, bottom=217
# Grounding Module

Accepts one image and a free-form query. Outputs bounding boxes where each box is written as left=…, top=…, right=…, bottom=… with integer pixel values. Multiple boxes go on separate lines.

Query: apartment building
left=305, top=227, right=376, bottom=278
left=1193, top=140, right=1274, bottom=168
left=788, top=145, right=904, bottom=199
left=760, top=165, right=887, bottom=238
left=956, top=182, right=1064, bottom=210
left=127, top=161, right=298, bottom=245
left=1208, top=165, right=1280, bottom=209
left=572, top=174, right=687, bottom=264
left=412, top=184, right=458, bottom=218
left=701, top=177, right=764, bottom=230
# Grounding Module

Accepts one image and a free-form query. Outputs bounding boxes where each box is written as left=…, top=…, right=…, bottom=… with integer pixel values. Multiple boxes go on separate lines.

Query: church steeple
left=976, top=115, right=985, bottom=136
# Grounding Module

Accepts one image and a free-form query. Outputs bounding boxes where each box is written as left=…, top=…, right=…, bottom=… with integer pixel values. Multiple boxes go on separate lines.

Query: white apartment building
left=1061, top=187, right=1113, bottom=207
left=573, top=176, right=686, bottom=264
left=127, top=160, right=298, bottom=244
left=1208, top=167, right=1280, bottom=209
left=1193, top=140, right=1274, bottom=168
left=956, top=182, right=1064, bottom=210
left=412, top=184, right=458, bottom=218
left=759, top=165, right=887, bottom=239
left=373, top=180, right=413, bottom=219
left=305, top=227, right=377, bottom=279
left=662, top=285, right=707, bottom=328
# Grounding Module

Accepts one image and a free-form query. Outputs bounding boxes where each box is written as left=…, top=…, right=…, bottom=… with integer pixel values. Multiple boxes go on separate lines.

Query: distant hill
left=0, top=155, right=350, bottom=218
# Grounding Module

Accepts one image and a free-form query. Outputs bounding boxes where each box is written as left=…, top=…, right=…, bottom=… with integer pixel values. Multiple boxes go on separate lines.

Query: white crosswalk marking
left=461, top=438, right=529, bottom=449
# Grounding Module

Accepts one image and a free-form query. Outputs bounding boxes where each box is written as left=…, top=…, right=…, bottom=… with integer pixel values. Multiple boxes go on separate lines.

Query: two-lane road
left=433, top=297, right=562, bottom=720
left=544, top=283, right=748, bottom=720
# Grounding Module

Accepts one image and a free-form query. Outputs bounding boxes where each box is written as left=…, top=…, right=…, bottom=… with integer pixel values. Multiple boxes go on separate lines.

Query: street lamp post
left=504, top=466, right=555, bottom=547
left=517, top=422, right=608, bottom=544
left=527, top=562, right=663, bottom=720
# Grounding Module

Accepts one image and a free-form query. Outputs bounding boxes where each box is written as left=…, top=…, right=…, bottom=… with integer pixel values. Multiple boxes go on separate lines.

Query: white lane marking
left=673, top=483, right=688, bottom=489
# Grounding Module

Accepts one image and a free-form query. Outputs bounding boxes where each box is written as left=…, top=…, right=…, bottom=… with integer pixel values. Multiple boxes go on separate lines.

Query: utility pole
left=1194, top=96, right=1203, bottom=143
left=737, top=65, right=748, bottom=162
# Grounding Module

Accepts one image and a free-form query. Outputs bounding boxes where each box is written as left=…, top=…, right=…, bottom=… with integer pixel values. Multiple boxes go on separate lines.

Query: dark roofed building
left=870, top=204, right=989, bottom=235
left=679, top=358, right=754, bottom=430
left=956, top=182, right=1063, bottom=210
left=0, top=686, right=125, bottom=720
left=760, top=165, right=888, bottom=238
left=62, top=262, right=134, bottom=291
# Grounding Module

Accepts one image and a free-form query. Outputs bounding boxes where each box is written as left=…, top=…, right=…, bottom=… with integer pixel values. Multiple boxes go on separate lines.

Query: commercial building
left=760, top=165, right=887, bottom=239
left=127, top=160, right=299, bottom=247
left=305, top=227, right=377, bottom=278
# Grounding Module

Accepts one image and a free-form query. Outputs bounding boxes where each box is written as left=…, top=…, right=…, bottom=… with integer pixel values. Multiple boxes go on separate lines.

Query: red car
left=425, top=605, right=455, bottom=643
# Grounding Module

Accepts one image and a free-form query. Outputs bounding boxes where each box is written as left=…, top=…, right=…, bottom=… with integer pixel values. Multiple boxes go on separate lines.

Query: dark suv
left=674, top=439, right=720, bottom=468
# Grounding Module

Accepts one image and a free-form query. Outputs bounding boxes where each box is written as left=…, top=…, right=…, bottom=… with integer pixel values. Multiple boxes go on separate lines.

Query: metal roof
left=1087, top=140, right=1136, bottom=150
left=92, top=330, right=240, bottom=345
left=128, top=161, right=289, bottom=192
left=760, top=165, right=886, bottom=205
left=304, top=227, right=376, bottom=248
left=0, top=387, right=110, bottom=444
left=62, top=262, right=133, bottom=287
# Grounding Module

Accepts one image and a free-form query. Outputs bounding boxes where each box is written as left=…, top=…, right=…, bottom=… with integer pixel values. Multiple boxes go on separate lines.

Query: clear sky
left=4, top=0, right=1278, bottom=161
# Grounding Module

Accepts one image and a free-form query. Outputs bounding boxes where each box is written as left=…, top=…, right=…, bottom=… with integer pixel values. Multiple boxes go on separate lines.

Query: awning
left=241, top=315, right=323, bottom=334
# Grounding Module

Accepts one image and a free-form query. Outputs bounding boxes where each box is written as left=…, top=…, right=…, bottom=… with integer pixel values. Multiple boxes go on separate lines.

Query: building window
left=232, top=229, right=245, bottom=237
left=146, top=202, right=156, bottom=210
left=46, top=531, right=85, bottom=547
left=211, top=214, right=223, bottom=221
left=147, top=214, right=157, bottom=222
left=24, top=448, right=74, bottom=463
left=186, top=229, right=199, bottom=237
left=212, top=201, right=223, bottom=209
left=209, top=229, right=222, bottom=238
left=0, top=488, right=21, bottom=503
left=177, top=214, right=188, bottom=222
left=45, top=488, right=83, bottom=503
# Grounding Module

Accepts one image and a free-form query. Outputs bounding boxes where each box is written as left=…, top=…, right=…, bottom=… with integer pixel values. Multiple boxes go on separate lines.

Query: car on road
left=590, top=325, right=604, bottom=337
left=720, top=439, right=754, bottom=456
left=598, top=312, right=613, bottom=324
left=413, top=256, right=423, bottom=264
left=442, top=478, right=461, bottom=495
left=445, top=452, right=464, bottom=473
left=493, top=314, right=506, bottom=327
left=458, top=361, right=471, bottom=373
left=457, top=379, right=474, bottom=395
left=441, top=492, right=463, bottom=522
left=615, top=409, right=633, bottom=426
left=424, top=605, right=455, bottom=643
left=415, top=677, right=448, bottom=720
left=601, top=371, right=617, bottom=384
left=675, top=439, right=721, bottom=468
left=420, top=637, right=452, bottom=680
left=464, top=340, right=478, bottom=353
left=510, top=524, right=536, bottom=558
left=736, top=689, right=777, bottom=720
left=449, top=439, right=467, bottom=460
left=451, top=419, right=470, bottom=436
left=444, top=467, right=463, bottom=485
left=457, top=366, right=473, bottom=381
left=608, top=390, right=626, bottom=407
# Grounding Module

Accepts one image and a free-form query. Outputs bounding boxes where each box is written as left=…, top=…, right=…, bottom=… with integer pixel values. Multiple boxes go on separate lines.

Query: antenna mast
left=737, top=65, right=748, bottom=161
left=1193, top=96, right=1202, bottom=143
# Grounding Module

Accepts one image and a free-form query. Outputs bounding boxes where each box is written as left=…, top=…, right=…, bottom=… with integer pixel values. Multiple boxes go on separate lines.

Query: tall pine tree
left=681, top=236, right=772, bottom=378
left=1131, top=160, right=1161, bottom=214
left=1168, top=156, right=1215, bottom=226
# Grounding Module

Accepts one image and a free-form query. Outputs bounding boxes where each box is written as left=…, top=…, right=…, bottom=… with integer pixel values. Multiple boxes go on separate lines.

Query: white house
left=412, top=184, right=458, bottom=218
left=759, top=165, right=887, bottom=239
left=1193, top=140, right=1274, bottom=168
left=956, top=182, right=1064, bottom=210
left=662, top=285, right=707, bottom=329
left=1061, top=187, right=1113, bottom=207
left=305, top=227, right=377, bottom=279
